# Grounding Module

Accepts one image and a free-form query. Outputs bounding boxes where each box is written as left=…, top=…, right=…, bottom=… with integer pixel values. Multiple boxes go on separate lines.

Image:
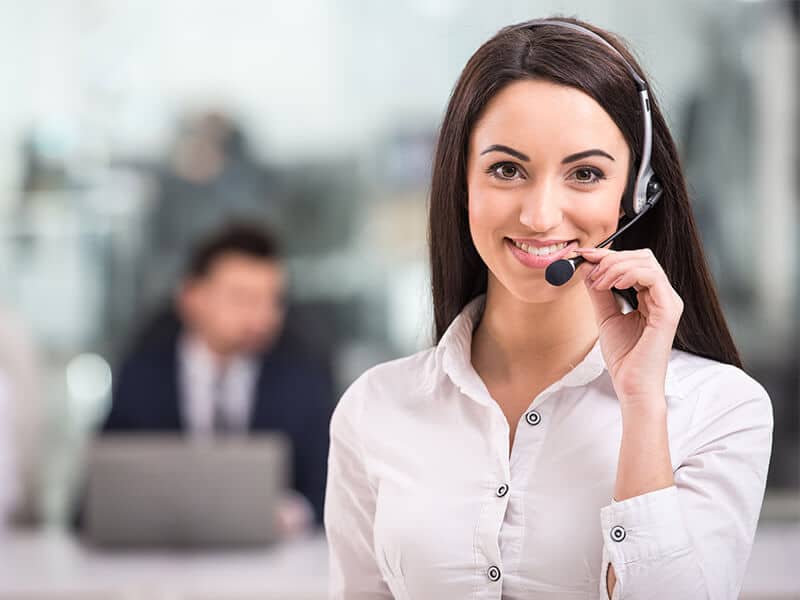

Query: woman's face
left=466, top=79, right=631, bottom=303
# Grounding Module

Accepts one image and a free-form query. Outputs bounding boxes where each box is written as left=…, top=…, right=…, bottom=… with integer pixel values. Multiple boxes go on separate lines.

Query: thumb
left=583, top=271, right=621, bottom=327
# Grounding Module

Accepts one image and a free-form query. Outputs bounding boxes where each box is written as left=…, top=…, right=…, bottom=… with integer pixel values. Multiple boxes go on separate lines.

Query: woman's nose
left=518, top=181, right=563, bottom=232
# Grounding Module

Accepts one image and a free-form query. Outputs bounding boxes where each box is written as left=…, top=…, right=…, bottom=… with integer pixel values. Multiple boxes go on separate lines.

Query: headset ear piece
left=646, top=177, right=662, bottom=199
left=625, top=174, right=663, bottom=218
left=642, top=176, right=664, bottom=211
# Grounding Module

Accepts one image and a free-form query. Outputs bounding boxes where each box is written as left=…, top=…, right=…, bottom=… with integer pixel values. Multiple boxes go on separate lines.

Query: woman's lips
left=505, top=238, right=579, bottom=269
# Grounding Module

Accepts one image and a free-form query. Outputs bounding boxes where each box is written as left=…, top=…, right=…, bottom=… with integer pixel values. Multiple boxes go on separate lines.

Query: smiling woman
left=324, top=16, right=773, bottom=600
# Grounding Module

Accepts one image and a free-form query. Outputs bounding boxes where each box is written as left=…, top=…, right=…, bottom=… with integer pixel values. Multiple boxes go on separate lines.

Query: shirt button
left=487, top=565, right=501, bottom=582
left=496, top=484, right=509, bottom=498
left=525, top=410, right=541, bottom=426
left=610, top=525, right=626, bottom=542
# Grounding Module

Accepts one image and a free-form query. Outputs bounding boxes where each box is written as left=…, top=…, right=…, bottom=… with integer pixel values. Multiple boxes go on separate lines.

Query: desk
left=0, top=529, right=328, bottom=600
left=0, top=523, right=798, bottom=599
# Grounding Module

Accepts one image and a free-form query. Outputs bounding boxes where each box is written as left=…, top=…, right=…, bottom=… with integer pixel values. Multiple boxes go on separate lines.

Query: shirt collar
left=179, top=331, right=257, bottom=380
left=434, top=293, right=635, bottom=406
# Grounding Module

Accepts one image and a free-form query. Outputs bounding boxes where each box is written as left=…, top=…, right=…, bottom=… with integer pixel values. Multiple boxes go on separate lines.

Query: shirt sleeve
left=324, top=378, right=393, bottom=599
left=598, top=370, right=774, bottom=600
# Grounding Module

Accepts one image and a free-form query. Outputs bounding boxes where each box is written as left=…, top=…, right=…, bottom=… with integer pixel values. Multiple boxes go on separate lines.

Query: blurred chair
left=0, top=305, right=44, bottom=525
left=0, top=371, right=17, bottom=526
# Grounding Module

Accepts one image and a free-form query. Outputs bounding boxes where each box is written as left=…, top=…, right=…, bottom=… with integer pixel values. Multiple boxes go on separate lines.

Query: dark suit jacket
left=102, top=328, right=334, bottom=526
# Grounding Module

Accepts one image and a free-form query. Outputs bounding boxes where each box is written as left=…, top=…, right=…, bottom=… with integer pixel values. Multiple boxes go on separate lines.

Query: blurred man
left=103, top=223, right=333, bottom=532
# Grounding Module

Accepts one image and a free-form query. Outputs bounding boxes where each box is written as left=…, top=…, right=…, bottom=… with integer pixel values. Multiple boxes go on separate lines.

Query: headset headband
left=510, top=19, right=661, bottom=216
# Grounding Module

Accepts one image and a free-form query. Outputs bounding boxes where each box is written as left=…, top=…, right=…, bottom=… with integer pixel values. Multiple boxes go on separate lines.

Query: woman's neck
left=471, top=276, right=600, bottom=383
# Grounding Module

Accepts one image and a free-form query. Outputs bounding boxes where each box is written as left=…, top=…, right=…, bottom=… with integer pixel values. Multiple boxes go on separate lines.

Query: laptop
left=83, top=433, right=290, bottom=548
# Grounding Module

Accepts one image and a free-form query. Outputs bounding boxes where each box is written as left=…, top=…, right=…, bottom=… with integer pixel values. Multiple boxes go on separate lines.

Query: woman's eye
left=488, top=162, right=522, bottom=180
left=572, top=167, right=605, bottom=185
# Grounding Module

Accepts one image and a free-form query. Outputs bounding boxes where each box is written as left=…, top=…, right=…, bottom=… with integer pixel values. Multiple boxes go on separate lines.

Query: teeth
left=511, top=240, right=568, bottom=256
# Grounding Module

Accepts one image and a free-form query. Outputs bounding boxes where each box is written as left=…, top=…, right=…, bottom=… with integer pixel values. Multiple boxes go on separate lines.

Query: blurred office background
left=0, top=0, right=797, bottom=598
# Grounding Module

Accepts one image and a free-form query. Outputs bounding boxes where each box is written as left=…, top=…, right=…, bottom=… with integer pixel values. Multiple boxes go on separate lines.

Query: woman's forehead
left=469, top=79, right=628, bottom=161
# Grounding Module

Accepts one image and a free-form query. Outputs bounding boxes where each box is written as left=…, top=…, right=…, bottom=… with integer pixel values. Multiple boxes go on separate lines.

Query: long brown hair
left=428, top=16, right=742, bottom=368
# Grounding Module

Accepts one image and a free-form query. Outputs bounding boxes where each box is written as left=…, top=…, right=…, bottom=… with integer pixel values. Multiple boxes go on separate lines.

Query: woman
left=324, top=17, right=773, bottom=600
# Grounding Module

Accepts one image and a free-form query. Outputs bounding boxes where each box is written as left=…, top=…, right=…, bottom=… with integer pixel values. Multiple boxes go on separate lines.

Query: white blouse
left=324, top=294, right=773, bottom=599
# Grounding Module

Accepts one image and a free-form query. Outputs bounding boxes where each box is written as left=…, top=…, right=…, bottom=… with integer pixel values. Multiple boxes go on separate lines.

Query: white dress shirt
left=324, top=294, right=773, bottom=599
left=177, top=333, right=259, bottom=435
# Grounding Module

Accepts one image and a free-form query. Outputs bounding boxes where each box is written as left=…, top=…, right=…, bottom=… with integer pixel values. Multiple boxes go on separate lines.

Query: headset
left=508, top=19, right=664, bottom=286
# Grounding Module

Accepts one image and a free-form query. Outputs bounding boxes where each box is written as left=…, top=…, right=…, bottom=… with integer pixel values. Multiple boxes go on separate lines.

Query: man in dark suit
left=103, top=223, right=333, bottom=532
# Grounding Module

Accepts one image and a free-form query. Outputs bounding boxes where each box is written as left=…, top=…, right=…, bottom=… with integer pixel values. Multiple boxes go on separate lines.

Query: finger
left=585, top=249, right=658, bottom=282
left=599, top=266, right=683, bottom=331
left=574, top=247, right=612, bottom=265
left=589, top=257, right=653, bottom=289
left=577, top=247, right=654, bottom=264
left=578, top=246, right=655, bottom=255
left=582, top=247, right=653, bottom=269
left=612, top=268, right=683, bottom=322
left=583, top=269, right=622, bottom=327
left=574, top=258, right=597, bottom=280
left=592, top=264, right=660, bottom=292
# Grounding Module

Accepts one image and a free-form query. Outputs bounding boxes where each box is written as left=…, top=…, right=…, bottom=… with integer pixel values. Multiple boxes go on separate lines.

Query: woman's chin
left=492, top=271, right=579, bottom=305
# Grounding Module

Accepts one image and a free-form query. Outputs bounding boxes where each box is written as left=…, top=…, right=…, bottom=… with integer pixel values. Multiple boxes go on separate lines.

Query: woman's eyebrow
left=562, top=149, right=615, bottom=164
left=479, top=144, right=530, bottom=162
left=479, top=145, right=615, bottom=164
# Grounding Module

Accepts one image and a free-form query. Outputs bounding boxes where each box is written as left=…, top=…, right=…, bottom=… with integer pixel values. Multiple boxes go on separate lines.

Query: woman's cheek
left=467, top=192, right=504, bottom=255
left=469, top=183, right=511, bottom=225
left=566, top=199, right=617, bottom=241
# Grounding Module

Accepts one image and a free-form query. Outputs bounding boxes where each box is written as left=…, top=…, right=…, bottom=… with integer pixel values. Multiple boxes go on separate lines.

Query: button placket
left=474, top=405, right=511, bottom=592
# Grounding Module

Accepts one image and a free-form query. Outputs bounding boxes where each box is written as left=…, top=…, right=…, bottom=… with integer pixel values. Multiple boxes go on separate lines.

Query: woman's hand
left=576, top=247, right=683, bottom=409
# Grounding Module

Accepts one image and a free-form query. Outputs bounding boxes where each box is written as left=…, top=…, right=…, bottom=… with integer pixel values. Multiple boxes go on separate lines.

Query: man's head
left=177, top=224, right=287, bottom=357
